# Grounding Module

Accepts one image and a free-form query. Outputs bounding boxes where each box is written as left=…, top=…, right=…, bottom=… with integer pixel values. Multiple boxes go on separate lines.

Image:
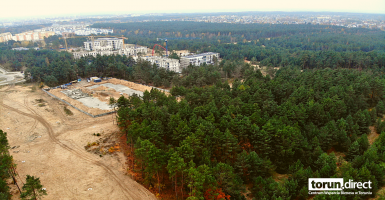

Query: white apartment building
left=140, top=56, right=181, bottom=72
left=119, top=46, right=148, bottom=56
left=84, top=38, right=123, bottom=51
left=73, top=50, right=116, bottom=59
left=74, top=29, right=113, bottom=36
left=180, top=52, right=220, bottom=69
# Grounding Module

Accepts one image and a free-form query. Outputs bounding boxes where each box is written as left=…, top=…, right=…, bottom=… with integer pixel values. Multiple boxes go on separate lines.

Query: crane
left=64, top=37, right=68, bottom=51
left=152, top=44, right=168, bottom=56
left=156, top=38, right=168, bottom=56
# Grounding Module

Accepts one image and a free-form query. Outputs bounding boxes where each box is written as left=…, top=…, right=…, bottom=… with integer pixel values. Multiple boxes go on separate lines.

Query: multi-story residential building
left=73, top=51, right=89, bottom=59
left=0, top=32, right=13, bottom=43
left=119, top=46, right=148, bottom=56
left=0, top=31, right=54, bottom=43
left=84, top=38, right=123, bottom=51
left=139, top=56, right=181, bottom=72
left=75, top=39, right=148, bottom=59
left=73, top=50, right=116, bottom=59
left=180, top=52, right=220, bottom=69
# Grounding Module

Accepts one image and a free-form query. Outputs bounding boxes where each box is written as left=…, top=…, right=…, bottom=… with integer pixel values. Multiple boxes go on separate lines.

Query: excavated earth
left=0, top=84, right=156, bottom=200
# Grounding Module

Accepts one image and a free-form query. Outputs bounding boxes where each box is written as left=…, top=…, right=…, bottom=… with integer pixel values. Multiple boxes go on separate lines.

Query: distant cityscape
left=1, top=12, right=385, bottom=31
left=180, top=14, right=385, bottom=29
left=0, top=24, right=113, bottom=43
left=36, top=24, right=113, bottom=36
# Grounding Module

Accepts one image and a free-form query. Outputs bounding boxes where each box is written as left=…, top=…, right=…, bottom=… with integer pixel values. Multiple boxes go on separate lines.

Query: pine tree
left=370, top=107, right=377, bottom=124
left=20, top=175, right=47, bottom=200
left=250, top=125, right=271, bottom=158
left=234, top=150, right=251, bottom=183
left=213, top=163, right=243, bottom=196
left=357, top=134, right=369, bottom=155
left=346, top=141, right=360, bottom=161
left=376, top=101, right=385, bottom=117
left=185, top=162, right=210, bottom=200
left=0, top=179, right=10, bottom=199
left=167, top=151, right=187, bottom=199
left=354, top=110, right=370, bottom=135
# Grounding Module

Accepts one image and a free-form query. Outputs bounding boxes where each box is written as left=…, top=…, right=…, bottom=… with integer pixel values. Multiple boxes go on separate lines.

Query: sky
left=1, top=0, right=384, bottom=19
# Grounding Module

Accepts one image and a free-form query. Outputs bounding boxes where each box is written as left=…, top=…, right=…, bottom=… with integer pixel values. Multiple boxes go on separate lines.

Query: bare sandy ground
left=48, top=78, right=170, bottom=116
left=0, top=85, right=156, bottom=200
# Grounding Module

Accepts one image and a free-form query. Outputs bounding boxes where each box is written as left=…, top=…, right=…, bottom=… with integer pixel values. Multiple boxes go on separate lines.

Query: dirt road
left=0, top=85, right=156, bottom=200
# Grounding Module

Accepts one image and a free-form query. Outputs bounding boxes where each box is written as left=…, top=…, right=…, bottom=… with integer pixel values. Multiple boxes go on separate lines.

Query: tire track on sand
left=0, top=101, right=155, bottom=200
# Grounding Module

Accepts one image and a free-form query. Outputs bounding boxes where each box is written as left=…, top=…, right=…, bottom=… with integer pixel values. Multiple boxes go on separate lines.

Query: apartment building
left=119, top=46, right=148, bottom=56
left=75, top=40, right=147, bottom=59
left=73, top=50, right=116, bottom=59
left=180, top=52, right=220, bottom=69
left=0, top=32, right=12, bottom=43
left=0, top=31, right=54, bottom=43
left=140, top=56, right=181, bottom=72
left=84, top=38, right=123, bottom=51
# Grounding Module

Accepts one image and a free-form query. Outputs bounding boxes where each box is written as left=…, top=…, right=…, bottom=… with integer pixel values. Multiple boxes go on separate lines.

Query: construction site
left=46, top=78, right=168, bottom=117
left=0, top=80, right=158, bottom=199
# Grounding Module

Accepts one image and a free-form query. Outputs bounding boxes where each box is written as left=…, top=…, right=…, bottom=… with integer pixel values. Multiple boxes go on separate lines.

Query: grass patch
left=35, top=99, right=45, bottom=103
left=36, top=99, right=46, bottom=107
left=64, top=106, right=73, bottom=116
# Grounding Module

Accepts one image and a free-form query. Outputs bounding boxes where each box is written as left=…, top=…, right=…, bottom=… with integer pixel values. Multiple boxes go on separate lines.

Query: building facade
left=0, top=31, right=54, bottom=43
left=73, top=50, right=116, bottom=59
left=73, top=45, right=148, bottom=59
left=119, top=46, right=148, bottom=56
left=0, top=32, right=12, bottom=43
left=139, top=56, right=181, bottom=72
left=84, top=38, right=123, bottom=51
left=180, top=52, right=220, bottom=69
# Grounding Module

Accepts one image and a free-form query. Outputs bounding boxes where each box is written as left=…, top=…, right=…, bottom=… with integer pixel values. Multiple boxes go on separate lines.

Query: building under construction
left=138, top=56, right=181, bottom=73
left=84, top=38, right=124, bottom=51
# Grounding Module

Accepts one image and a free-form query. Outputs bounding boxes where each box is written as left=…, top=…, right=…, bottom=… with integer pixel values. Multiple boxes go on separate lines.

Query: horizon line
left=1, top=10, right=385, bottom=21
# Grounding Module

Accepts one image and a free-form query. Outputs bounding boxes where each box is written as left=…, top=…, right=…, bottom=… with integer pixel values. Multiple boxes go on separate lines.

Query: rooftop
left=143, top=56, right=179, bottom=62
left=95, top=38, right=122, bottom=41
left=182, top=52, right=218, bottom=59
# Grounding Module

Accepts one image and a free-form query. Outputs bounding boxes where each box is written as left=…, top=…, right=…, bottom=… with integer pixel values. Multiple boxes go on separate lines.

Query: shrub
left=64, top=106, right=73, bottom=116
